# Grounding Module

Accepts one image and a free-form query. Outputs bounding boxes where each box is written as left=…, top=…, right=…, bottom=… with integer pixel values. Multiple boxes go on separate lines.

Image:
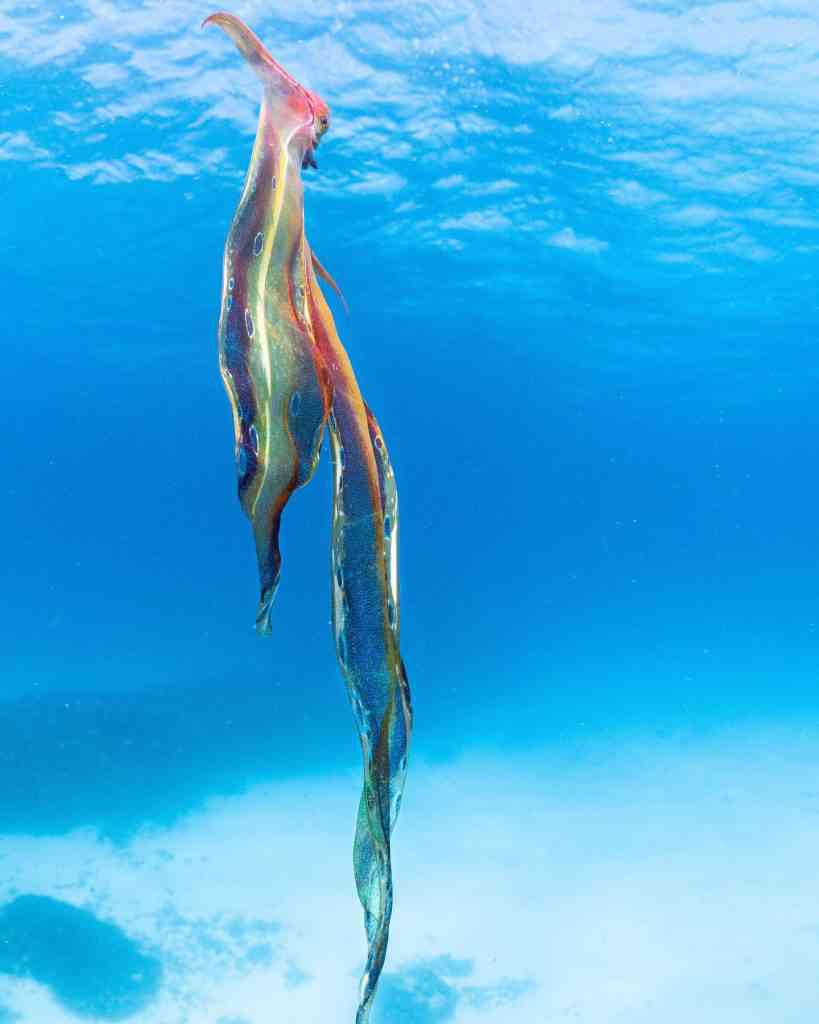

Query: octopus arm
left=306, top=267, right=412, bottom=1023
left=207, top=13, right=332, bottom=633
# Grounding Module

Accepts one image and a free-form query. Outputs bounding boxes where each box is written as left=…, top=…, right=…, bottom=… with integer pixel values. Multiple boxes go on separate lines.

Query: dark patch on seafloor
left=0, top=895, right=161, bottom=1019
left=375, top=955, right=534, bottom=1023
left=0, top=675, right=353, bottom=841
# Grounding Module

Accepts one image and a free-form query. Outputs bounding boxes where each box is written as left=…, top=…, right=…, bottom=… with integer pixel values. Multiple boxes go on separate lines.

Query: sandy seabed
left=0, top=723, right=816, bottom=1023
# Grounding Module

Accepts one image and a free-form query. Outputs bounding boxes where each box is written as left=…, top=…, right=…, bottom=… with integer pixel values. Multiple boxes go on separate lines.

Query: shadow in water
left=0, top=676, right=349, bottom=840
left=0, top=895, right=161, bottom=1019
left=376, top=965, right=460, bottom=1023
left=375, top=956, right=534, bottom=1024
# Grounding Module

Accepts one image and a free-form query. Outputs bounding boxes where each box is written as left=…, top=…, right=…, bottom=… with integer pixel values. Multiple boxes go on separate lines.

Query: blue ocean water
left=2, top=1, right=819, bottom=1021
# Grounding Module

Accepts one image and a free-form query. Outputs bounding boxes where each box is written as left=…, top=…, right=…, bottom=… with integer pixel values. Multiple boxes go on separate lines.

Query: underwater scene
left=2, top=1, right=819, bottom=1021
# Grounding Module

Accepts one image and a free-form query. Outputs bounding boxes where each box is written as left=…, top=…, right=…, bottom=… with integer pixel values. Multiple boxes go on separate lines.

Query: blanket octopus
left=203, top=12, right=412, bottom=1023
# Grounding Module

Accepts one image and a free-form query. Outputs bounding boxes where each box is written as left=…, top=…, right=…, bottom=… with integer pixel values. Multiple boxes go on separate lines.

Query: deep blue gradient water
left=2, top=2, right=819, bottom=1022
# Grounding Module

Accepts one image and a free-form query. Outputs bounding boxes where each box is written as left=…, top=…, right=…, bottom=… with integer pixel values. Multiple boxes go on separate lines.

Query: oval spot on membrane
left=237, top=446, right=249, bottom=476
left=337, top=632, right=348, bottom=666
left=335, top=563, right=343, bottom=588
left=339, top=446, right=346, bottom=469
left=383, top=514, right=392, bottom=538
left=387, top=599, right=397, bottom=627
left=248, top=425, right=259, bottom=454
left=226, top=295, right=233, bottom=311
left=374, top=436, right=383, bottom=450
left=253, top=232, right=263, bottom=256
left=245, top=309, right=254, bottom=338
left=228, top=276, right=235, bottom=291
left=289, top=391, right=301, bottom=418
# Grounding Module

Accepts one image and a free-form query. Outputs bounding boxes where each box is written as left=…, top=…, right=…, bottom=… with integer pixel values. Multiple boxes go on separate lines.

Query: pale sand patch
left=0, top=724, right=816, bottom=1022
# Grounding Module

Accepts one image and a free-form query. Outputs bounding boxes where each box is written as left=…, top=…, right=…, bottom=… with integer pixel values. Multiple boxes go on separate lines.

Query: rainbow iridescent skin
left=204, top=13, right=412, bottom=1022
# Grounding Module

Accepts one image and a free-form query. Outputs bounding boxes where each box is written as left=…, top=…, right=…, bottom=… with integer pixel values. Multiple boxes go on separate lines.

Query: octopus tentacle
left=311, top=250, right=349, bottom=314
left=306, top=261, right=411, bottom=1022
left=206, top=12, right=332, bottom=633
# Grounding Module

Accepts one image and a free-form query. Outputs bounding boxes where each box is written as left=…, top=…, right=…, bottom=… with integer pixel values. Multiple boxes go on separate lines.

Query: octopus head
left=203, top=11, right=331, bottom=170
left=302, top=92, right=330, bottom=170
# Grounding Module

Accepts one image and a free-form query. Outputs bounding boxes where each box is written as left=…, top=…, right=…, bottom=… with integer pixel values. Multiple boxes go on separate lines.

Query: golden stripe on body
left=251, top=133, right=293, bottom=518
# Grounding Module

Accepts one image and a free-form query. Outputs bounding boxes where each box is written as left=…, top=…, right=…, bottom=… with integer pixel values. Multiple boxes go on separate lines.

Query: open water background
left=2, top=2, right=819, bottom=1021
